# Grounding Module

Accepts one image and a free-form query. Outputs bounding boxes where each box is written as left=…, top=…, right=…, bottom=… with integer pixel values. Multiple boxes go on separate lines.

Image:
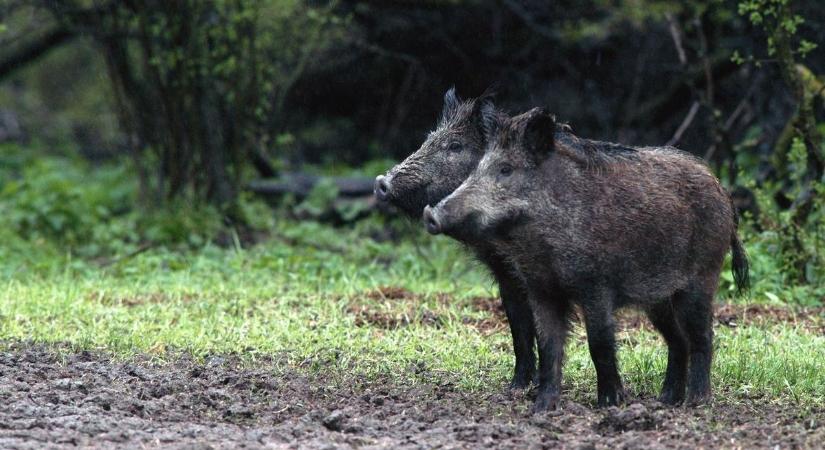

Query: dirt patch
left=0, top=343, right=821, bottom=449
left=347, top=287, right=448, bottom=330
left=347, top=291, right=506, bottom=332
left=716, top=304, right=825, bottom=334
left=346, top=287, right=438, bottom=329
left=349, top=286, right=825, bottom=334
left=467, top=295, right=505, bottom=316
left=611, top=303, right=824, bottom=334
left=365, top=286, right=415, bottom=300
left=347, top=288, right=823, bottom=337
left=346, top=303, right=442, bottom=329
left=463, top=296, right=508, bottom=334
left=462, top=295, right=825, bottom=333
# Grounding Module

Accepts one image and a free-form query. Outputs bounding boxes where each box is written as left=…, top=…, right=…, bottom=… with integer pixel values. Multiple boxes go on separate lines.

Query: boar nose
left=423, top=205, right=442, bottom=235
left=374, top=175, right=391, bottom=201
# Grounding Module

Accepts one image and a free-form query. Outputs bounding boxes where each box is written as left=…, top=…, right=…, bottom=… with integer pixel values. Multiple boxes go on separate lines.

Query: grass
left=0, top=218, right=822, bottom=408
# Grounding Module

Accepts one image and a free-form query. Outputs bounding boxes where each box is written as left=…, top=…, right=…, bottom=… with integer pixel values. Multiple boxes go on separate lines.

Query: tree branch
left=665, top=13, right=687, bottom=66
left=0, top=27, right=74, bottom=79
left=666, top=101, right=700, bottom=146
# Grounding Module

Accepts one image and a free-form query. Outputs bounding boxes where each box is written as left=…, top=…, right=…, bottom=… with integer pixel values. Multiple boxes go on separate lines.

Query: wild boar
left=374, top=88, right=539, bottom=389
left=424, top=107, right=749, bottom=412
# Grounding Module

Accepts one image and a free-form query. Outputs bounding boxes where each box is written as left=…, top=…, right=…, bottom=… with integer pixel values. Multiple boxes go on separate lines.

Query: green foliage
left=737, top=0, right=817, bottom=59
left=136, top=204, right=225, bottom=248
left=729, top=122, right=823, bottom=298
left=0, top=145, right=133, bottom=249
left=730, top=181, right=825, bottom=301
left=731, top=0, right=825, bottom=289
left=234, top=192, right=278, bottom=231
left=286, top=177, right=374, bottom=223
left=294, top=178, right=340, bottom=219
left=0, top=144, right=274, bottom=262
left=36, top=0, right=349, bottom=207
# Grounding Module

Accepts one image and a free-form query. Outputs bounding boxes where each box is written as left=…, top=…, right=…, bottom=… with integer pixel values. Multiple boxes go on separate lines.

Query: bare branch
left=665, top=13, right=687, bottom=66
left=667, top=101, right=700, bottom=146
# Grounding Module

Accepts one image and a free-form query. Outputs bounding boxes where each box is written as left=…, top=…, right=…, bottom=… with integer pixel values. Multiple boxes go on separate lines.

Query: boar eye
left=448, top=141, right=462, bottom=152
left=499, top=164, right=513, bottom=177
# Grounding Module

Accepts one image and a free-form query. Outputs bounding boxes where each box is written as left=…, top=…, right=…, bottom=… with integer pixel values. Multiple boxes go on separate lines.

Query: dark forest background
left=0, top=0, right=823, bottom=298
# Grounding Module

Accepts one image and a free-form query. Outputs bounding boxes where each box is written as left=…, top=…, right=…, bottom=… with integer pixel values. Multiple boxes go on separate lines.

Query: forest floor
left=1, top=221, right=823, bottom=448
left=1, top=342, right=822, bottom=450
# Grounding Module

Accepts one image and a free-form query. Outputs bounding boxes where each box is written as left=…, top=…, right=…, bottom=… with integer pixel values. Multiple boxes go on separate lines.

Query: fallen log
left=246, top=173, right=376, bottom=200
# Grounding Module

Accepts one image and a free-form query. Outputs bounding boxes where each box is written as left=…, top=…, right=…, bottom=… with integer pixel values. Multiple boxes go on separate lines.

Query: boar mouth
left=445, top=209, right=529, bottom=243
left=387, top=182, right=432, bottom=219
left=424, top=208, right=480, bottom=240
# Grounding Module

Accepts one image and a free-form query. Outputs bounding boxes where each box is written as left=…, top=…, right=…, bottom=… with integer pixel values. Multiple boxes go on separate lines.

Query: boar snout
left=422, top=205, right=442, bottom=235
left=374, top=175, right=391, bottom=202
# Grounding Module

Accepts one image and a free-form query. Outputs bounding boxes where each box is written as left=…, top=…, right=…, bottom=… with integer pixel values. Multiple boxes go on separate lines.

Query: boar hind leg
left=499, top=277, right=537, bottom=390
left=581, top=295, right=626, bottom=407
left=646, top=300, right=688, bottom=405
left=673, top=284, right=715, bottom=405
left=528, top=294, right=569, bottom=413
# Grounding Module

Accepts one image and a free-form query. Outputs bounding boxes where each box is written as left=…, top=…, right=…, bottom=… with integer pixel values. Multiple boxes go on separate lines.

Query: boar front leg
left=492, top=267, right=536, bottom=390
left=581, top=289, right=626, bottom=407
left=528, top=290, right=569, bottom=413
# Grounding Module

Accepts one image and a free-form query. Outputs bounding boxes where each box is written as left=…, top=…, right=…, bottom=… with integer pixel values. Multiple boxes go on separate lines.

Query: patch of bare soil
left=0, top=343, right=821, bottom=449
left=346, top=290, right=505, bottom=333
left=364, top=286, right=416, bottom=300
left=715, top=304, right=825, bottom=334
left=346, top=287, right=440, bottom=329
left=349, top=289, right=824, bottom=336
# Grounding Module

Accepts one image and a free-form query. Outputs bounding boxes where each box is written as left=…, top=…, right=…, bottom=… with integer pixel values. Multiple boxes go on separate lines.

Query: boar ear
left=441, top=87, right=461, bottom=123
left=472, top=90, right=500, bottom=142
left=522, top=107, right=556, bottom=158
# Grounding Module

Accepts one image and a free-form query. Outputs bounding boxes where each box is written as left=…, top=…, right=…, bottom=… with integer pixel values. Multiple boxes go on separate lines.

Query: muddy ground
left=0, top=344, right=822, bottom=449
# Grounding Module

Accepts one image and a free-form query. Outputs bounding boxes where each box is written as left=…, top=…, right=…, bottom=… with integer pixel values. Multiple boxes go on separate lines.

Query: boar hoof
left=508, top=372, right=534, bottom=391
left=597, top=387, right=627, bottom=408
left=508, top=379, right=530, bottom=391
left=657, top=389, right=685, bottom=406
left=531, top=391, right=560, bottom=413
left=685, top=391, right=711, bottom=407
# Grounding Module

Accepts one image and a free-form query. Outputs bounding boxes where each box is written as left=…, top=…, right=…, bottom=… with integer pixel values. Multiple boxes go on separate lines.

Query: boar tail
left=729, top=200, right=750, bottom=294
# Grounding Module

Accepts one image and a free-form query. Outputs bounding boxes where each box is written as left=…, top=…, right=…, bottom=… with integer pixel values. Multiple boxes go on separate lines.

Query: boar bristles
left=475, top=87, right=499, bottom=142
left=438, top=86, right=505, bottom=141
left=441, top=86, right=461, bottom=124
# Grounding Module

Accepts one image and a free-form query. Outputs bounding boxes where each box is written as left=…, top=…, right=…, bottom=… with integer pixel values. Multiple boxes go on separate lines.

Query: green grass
left=0, top=218, right=822, bottom=407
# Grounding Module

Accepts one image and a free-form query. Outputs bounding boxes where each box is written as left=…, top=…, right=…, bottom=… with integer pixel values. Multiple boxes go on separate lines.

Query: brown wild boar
left=375, top=89, right=541, bottom=389
left=424, top=107, right=749, bottom=412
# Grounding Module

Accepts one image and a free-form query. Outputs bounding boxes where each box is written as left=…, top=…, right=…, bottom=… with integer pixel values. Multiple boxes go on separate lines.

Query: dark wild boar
left=374, top=88, right=540, bottom=389
left=424, top=107, right=749, bottom=412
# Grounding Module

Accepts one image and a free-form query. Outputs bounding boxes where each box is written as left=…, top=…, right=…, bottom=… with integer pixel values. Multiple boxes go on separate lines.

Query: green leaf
left=799, top=40, right=818, bottom=56
left=764, top=291, right=780, bottom=303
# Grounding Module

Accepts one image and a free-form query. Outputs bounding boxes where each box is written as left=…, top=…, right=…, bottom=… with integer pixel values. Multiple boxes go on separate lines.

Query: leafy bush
left=0, top=144, right=256, bottom=260
left=0, top=147, right=132, bottom=248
